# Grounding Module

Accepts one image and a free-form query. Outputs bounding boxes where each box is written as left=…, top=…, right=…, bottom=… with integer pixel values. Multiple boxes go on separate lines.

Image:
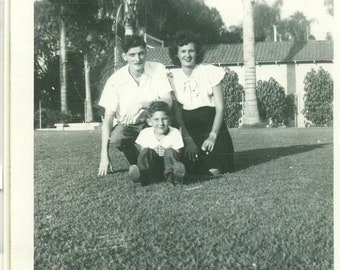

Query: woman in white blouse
left=168, top=31, right=234, bottom=176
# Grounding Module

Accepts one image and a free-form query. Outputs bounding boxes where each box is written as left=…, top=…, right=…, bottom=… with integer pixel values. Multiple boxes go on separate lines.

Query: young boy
left=128, top=101, right=186, bottom=185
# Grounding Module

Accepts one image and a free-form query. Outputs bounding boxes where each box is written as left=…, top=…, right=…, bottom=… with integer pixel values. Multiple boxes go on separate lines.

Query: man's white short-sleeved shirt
left=171, top=64, right=225, bottom=110
left=135, top=127, right=184, bottom=151
left=99, top=62, right=172, bottom=120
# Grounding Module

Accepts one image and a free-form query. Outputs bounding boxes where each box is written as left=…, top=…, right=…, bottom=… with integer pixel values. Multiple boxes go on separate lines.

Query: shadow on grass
left=184, top=174, right=223, bottom=185
left=108, top=168, right=128, bottom=174
left=110, top=143, right=330, bottom=184
left=234, top=143, right=331, bottom=172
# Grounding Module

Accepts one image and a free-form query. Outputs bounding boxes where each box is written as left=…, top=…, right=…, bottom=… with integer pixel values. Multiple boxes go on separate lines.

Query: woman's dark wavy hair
left=168, top=31, right=205, bottom=67
left=121, top=35, right=146, bottom=53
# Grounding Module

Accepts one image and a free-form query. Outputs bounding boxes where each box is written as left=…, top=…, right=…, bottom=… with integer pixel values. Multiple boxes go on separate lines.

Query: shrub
left=222, top=70, right=244, bottom=128
left=256, top=78, right=287, bottom=127
left=302, top=67, right=333, bottom=127
left=34, top=109, right=83, bottom=129
left=283, top=94, right=297, bottom=126
left=34, top=109, right=55, bottom=129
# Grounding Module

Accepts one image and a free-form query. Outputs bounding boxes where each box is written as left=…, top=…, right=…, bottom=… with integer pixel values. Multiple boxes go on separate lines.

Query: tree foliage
left=278, top=12, right=311, bottom=41
left=34, top=0, right=115, bottom=120
left=137, top=0, right=226, bottom=44
left=253, top=0, right=282, bottom=42
left=222, top=70, right=244, bottom=128
left=324, top=0, right=334, bottom=16
left=221, top=26, right=243, bottom=44
left=256, top=78, right=286, bottom=126
left=34, top=2, right=59, bottom=76
left=34, top=1, right=60, bottom=111
left=252, top=0, right=312, bottom=42
left=302, top=67, right=333, bottom=126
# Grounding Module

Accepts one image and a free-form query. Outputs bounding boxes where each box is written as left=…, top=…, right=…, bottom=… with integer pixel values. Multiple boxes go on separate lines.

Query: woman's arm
left=201, top=82, right=224, bottom=152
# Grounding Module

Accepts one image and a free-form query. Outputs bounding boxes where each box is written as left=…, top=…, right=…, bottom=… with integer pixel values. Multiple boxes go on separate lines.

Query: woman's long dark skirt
left=182, top=106, right=234, bottom=175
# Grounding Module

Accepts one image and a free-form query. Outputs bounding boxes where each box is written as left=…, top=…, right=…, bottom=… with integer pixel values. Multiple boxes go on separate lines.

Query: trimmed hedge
left=256, top=78, right=285, bottom=126
left=256, top=78, right=296, bottom=127
left=34, top=109, right=83, bottom=129
left=222, top=70, right=244, bottom=128
left=302, top=67, right=333, bottom=127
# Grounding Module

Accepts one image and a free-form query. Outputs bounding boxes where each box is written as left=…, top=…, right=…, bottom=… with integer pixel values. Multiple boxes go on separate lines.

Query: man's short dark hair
left=168, top=31, right=205, bottom=67
left=148, top=101, right=171, bottom=118
left=121, top=35, right=147, bottom=53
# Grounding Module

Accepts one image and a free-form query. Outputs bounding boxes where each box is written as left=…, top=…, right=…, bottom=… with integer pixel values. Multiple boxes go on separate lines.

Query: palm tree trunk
left=242, top=0, right=260, bottom=125
left=123, top=0, right=138, bottom=35
left=59, top=5, right=67, bottom=113
left=84, top=52, right=93, bottom=122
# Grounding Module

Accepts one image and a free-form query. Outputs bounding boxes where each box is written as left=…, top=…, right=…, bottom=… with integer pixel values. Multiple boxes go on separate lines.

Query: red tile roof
left=146, top=40, right=333, bottom=67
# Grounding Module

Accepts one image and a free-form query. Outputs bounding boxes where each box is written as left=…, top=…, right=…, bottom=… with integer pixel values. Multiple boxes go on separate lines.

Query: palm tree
left=83, top=51, right=93, bottom=122
left=242, top=0, right=260, bottom=125
left=59, top=4, right=68, bottom=113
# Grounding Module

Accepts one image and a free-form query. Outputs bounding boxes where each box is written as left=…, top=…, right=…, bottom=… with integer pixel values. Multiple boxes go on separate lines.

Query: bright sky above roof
left=204, top=0, right=333, bottom=40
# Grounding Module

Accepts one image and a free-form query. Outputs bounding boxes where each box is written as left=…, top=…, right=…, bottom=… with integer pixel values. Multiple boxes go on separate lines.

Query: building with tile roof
left=146, top=40, right=333, bottom=67
left=146, top=41, right=333, bottom=127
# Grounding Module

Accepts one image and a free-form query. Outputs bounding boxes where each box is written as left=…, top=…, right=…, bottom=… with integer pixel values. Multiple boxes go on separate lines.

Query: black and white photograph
left=6, top=0, right=339, bottom=269
left=0, top=0, right=4, bottom=266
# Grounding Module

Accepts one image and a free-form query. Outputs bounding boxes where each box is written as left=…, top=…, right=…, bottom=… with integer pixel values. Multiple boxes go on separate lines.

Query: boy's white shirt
left=135, top=126, right=184, bottom=151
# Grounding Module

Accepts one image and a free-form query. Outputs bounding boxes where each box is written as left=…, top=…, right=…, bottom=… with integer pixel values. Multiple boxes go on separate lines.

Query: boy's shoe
left=128, top=165, right=140, bottom=183
left=171, top=162, right=186, bottom=185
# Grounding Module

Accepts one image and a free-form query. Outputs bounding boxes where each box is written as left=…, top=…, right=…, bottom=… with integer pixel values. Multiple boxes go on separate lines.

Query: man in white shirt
left=98, top=35, right=172, bottom=176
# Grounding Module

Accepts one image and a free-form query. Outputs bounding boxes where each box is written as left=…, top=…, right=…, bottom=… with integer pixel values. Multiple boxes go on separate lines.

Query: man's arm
left=98, top=109, right=116, bottom=176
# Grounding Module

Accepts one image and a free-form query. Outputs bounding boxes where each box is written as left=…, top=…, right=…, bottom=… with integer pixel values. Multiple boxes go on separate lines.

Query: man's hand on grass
left=98, top=155, right=113, bottom=176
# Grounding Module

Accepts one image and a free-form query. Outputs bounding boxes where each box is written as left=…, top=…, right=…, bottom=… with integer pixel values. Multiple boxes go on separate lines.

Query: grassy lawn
left=34, top=127, right=333, bottom=269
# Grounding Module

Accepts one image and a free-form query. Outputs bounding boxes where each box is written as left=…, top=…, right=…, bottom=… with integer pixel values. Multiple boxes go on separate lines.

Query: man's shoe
left=128, top=165, right=140, bottom=183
